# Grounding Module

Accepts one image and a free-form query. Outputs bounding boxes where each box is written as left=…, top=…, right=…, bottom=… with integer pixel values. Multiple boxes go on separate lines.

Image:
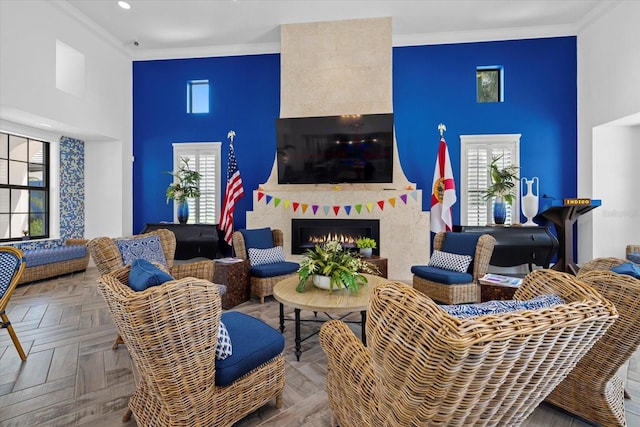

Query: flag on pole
left=219, top=130, right=244, bottom=245
left=430, top=125, right=456, bottom=232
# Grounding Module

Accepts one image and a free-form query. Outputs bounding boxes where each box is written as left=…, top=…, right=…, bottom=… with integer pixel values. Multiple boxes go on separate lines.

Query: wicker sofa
left=319, top=270, right=618, bottom=427
left=18, top=239, right=90, bottom=284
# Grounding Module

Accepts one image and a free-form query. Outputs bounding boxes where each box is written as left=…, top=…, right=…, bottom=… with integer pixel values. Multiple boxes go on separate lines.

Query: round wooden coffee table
left=273, top=274, right=385, bottom=361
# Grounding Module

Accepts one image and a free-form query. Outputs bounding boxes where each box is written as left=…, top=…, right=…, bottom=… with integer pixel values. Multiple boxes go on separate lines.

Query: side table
left=480, top=283, right=518, bottom=302
left=362, top=256, right=388, bottom=278
left=214, top=259, right=250, bottom=309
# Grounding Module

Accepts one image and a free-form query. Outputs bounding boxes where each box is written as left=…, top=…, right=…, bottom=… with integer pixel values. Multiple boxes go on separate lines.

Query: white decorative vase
left=521, top=177, right=539, bottom=226
left=312, top=275, right=332, bottom=290
left=359, top=248, right=373, bottom=258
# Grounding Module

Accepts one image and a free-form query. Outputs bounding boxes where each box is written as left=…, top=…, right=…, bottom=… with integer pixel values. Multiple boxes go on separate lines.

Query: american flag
left=219, top=137, right=244, bottom=245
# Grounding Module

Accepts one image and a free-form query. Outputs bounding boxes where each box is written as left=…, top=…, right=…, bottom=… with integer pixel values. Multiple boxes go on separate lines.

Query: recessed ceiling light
left=118, top=1, right=131, bottom=10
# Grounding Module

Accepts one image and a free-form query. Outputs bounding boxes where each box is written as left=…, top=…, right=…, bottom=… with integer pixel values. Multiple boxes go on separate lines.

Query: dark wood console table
left=537, top=199, right=601, bottom=275
left=141, top=223, right=223, bottom=260
left=454, top=225, right=559, bottom=271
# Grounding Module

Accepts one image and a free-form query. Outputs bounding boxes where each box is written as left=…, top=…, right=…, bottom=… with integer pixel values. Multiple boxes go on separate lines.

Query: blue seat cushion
left=23, top=245, right=87, bottom=268
left=239, top=228, right=274, bottom=253
left=627, top=253, right=640, bottom=264
left=441, top=294, right=565, bottom=319
left=215, top=311, right=284, bottom=387
left=250, top=261, right=299, bottom=278
left=411, top=265, right=473, bottom=284
left=441, top=232, right=482, bottom=273
left=611, top=262, right=640, bottom=279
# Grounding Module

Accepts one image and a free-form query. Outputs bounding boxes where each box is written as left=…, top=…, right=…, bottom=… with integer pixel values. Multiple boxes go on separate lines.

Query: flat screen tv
left=276, top=113, right=394, bottom=184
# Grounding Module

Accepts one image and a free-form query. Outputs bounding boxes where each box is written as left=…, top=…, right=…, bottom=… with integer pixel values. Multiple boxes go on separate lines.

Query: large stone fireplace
left=244, top=17, right=430, bottom=281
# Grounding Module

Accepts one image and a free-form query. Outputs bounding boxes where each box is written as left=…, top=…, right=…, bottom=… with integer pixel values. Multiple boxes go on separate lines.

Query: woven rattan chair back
left=578, top=256, right=627, bottom=275
left=546, top=268, right=640, bottom=426
left=320, top=269, right=618, bottom=427
left=0, top=246, right=27, bottom=360
left=233, top=228, right=296, bottom=303
left=97, top=267, right=285, bottom=426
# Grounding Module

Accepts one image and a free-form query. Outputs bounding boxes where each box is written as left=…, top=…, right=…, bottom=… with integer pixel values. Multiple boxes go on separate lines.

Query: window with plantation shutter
left=460, top=134, right=520, bottom=226
left=172, top=143, right=221, bottom=224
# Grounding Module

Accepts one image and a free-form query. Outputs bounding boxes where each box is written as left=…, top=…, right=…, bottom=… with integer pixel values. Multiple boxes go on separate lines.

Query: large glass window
left=172, top=143, right=221, bottom=224
left=460, top=134, right=520, bottom=226
left=0, top=132, right=50, bottom=241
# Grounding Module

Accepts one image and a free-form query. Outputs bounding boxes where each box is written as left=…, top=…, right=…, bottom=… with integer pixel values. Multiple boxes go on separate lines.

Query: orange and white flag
left=430, top=137, right=456, bottom=232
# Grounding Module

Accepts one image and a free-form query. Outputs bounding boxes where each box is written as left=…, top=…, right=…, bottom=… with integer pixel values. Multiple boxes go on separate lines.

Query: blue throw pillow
left=240, top=228, right=274, bottom=252
left=611, top=262, right=640, bottom=279
left=441, top=294, right=565, bottom=319
left=216, top=322, right=233, bottom=360
left=128, top=258, right=174, bottom=291
left=248, top=246, right=286, bottom=266
left=428, top=250, right=473, bottom=273
left=116, top=234, right=168, bottom=267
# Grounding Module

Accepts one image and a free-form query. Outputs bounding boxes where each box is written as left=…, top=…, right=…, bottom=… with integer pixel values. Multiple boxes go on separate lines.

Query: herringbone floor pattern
left=1, top=267, right=638, bottom=426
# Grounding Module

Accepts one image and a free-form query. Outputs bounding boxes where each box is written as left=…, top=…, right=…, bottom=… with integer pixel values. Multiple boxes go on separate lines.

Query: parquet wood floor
left=1, top=266, right=638, bottom=426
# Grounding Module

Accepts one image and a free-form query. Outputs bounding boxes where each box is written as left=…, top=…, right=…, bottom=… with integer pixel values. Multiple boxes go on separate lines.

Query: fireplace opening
left=291, top=219, right=380, bottom=255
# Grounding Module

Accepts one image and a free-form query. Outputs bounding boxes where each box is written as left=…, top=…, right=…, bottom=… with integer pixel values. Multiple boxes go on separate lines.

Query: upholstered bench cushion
left=250, top=261, right=299, bottom=278
left=441, top=294, right=565, bottom=318
left=627, top=252, right=640, bottom=264
left=215, top=311, right=284, bottom=387
left=411, top=265, right=473, bottom=284
left=23, top=245, right=87, bottom=268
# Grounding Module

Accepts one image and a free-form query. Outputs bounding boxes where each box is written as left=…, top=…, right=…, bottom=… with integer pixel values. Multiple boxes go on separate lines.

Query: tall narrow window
left=187, top=80, right=210, bottom=114
left=477, top=66, right=503, bottom=103
left=172, top=143, right=221, bottom=224
left=460, top=134, right=520, bottom=226
left=0, top=132, right=50, bottom=241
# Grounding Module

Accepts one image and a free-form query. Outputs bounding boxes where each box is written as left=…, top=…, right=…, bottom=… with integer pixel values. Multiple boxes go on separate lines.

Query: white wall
left=0, top=0, right=133, bottom=238
left=577, top=1, right=640, bottom=262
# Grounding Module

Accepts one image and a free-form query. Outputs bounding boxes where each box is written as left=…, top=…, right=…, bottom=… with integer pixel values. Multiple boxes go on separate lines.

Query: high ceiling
left=63, top=0, right=610, bottom=59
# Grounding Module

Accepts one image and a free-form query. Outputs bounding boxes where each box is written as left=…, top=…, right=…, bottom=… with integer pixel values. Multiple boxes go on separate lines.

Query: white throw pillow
left=428, top=250, right=473, bottom=273
left=216, top=321, right=233, bottom=360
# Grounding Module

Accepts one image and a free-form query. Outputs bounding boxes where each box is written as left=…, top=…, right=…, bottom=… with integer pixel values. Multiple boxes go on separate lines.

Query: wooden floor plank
left=10, top=349, right=53, bottom=392
left=48, top=343, right=79, bottom=382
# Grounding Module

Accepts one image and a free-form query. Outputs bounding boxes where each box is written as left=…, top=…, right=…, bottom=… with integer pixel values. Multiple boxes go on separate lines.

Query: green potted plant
left=297, top=240, right=379, bottom=293
left=484, top=155, right=519, bottom=224
left=355, top=237, right=376, bottom=258
left=165, top=157, right=201, bottom=224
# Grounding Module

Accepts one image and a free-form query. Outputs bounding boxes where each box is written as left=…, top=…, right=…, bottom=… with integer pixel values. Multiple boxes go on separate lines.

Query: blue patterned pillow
left=611, top=262, right=640, bottom=279
left=441, top=294, right=565, bottom=319
left=216, top=321, right=233, bottom=360
left=116, top=234, right=167, bottom=267
left=428, top=250, right=473, bottom=273
left=248, top=246, right=286, bottom=267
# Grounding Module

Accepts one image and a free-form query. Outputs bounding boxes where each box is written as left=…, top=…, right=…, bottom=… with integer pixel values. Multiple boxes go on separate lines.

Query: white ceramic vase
left=521, top=177, right=539, bottom=226
left=312, top=275, right=332, bottom=290
left=359, top=248, right=373, bottom=258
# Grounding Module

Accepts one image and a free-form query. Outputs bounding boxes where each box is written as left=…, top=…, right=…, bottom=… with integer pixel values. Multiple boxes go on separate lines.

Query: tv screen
left=276, top=113, right=394, bottom=184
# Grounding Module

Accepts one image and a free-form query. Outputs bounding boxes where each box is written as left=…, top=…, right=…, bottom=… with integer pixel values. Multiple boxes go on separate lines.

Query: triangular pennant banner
left=344, top=205, right=351, bottom=215
left=355, top=204, right=362, bottom=214
left=292, top=202, right=300, bottom=212
left=302, top=204, right=309, bottom=213
left=333, top=206, right=340, bottom=215
left=388, top=198, right=396, bottom=208
left=274, top=198, right=281, bottom=207
left=377, top=200, right=385, bottom=210
left=283, top=200, right=290, bottom=209
left=312, top=205, right=319, bottom=214
left=266, top=195, right=273, bottom=205
left=410, top=190, right=418, bottom=201
left=323, top=206, right=331, bottom=215
left=257, top=191, right=265, bottom=202
left=400, top=194, right=408, bottom=204
left=366, top=203, right=373, bottom=213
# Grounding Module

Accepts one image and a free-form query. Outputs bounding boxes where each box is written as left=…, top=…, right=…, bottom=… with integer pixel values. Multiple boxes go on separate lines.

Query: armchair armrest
left=319, top=320, right=376, bottom=426
left=170, top=259, right=215, bottom=281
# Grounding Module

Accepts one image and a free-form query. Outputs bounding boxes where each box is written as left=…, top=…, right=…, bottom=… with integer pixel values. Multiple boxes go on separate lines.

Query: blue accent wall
left=133, top=37, right=576, bottom=233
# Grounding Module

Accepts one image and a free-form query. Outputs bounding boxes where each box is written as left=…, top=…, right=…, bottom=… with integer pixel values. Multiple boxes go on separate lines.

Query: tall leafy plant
left=485, top=155, right=519, bottom=204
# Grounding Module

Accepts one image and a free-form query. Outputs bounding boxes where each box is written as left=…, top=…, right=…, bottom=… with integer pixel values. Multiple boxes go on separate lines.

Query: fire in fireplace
left=291, top=219, right=380, bottom=255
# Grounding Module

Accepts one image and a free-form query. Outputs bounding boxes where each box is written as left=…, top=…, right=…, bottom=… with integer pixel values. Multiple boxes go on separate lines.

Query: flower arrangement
left=296, top=240, right=379, bottom=293
left=165, top=157, right=201, bottom=203
left=355, top=237, right=377, bottom=249
left=484, top=155, right=519, bottom=205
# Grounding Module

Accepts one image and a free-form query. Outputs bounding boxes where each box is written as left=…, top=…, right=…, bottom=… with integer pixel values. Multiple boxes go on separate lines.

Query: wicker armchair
left=544, top=263, right=640, bottom=426
left=97, top=267, right=285, bottom=426
left=578, top=256, right=627, bottom=275
left=412, top=232, right=495, bottom=304
left=319, top=270, right=618, bottom=427
left=88, top=228, right=215, bottom=348
left=233, top=228, right=298, bottom=303
left=627, top=245, right=640, bottom=264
